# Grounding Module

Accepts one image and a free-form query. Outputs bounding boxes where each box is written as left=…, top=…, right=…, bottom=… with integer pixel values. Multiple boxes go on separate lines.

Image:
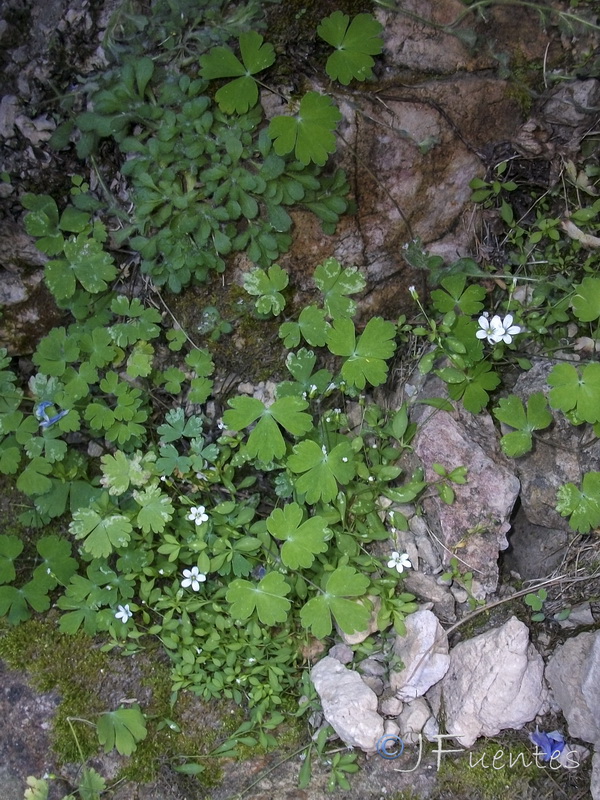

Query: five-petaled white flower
left=181, top=566, right=207, bottom=591
left=387, top=551, right=412, bottom=574
left=476, top=313, right=522, bottom=345
left=115, top=604, right=133, bottom=623
left=187, top=505, right=209, bottom=525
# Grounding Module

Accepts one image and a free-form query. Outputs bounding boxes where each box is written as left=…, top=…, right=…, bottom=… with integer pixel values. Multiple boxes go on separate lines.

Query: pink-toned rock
left=414, top=407, right=520, bottom=596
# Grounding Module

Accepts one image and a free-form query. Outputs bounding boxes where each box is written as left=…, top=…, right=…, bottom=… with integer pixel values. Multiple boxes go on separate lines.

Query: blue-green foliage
left=69, top=27, right=352, bottom=292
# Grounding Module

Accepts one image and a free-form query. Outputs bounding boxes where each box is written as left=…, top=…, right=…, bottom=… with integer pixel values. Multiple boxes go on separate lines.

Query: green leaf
left=556, top=471, right=600, bottom=533
left=97, top=707, right=147, bottom=755
left=268, top=92, right=341, bottom=166
left=317, top=11, right=383, bottom=85
left=33, top=535, right=77, bottom=587
left=46, top=234, right=117, bottom=300
left=571, top=276, right=600, bottom=322
left=32, top=327, right=80, bottom=376
left=23, top=775, right=49, bottom=800
left=300, top=565, right=370, bottom=638
left=313, top=258, right=366, bottom=319
left=226, top=571, right=291, bottom=626
left=16, top=457, right=53, bottom=495
left=126, top=341, right=154, bottom=378
left=185, top=348, right=214, bottom=376
left=243, top=264, right=289, bottom=315
left=327, top=317, right=396, bottom=389
left=157, top=408, right=204, bottom=442
left=70, top=508, right=133, bottom=558
left=447, top=361, right=500, bottom=413
left=100, top=450, right=156, bottom=496
left=279, top=305, right=331, bottom=348
left=288, top=440, right=355, bottom=504
left=200, top=31, right=275, bottom=114
left=266, top=503, right=329, bottom=569
left=133, top=485, right=174, bottom=533
left=548, top=362, right=600, bottom=424
left=0, top=534, right=23, bottom=583
left=430, top=275, right=486, bottom=315
left=223, top=396, right=312, bottom=462
left=493, top=392, right=553, bottom=457
left=78, top=767, right=107, bottom=800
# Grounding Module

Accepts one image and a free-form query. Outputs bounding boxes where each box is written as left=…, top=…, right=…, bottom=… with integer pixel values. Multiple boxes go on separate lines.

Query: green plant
left=524, top=587, right=547, bottom=622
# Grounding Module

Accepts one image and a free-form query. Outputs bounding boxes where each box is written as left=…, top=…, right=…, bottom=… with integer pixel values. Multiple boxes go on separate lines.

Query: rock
left=503, top=507, right=568, bottom=581
left=397, top=697, right=432, bottom=744
left=359, top=657, right=387, bottom=678
left=545, top=630, right=600, bottom=745
left=592, top=751, right=600, bottom=800
left=414, top=406, right=520, bottom=596
left=328, top=643, right=353, bottom=665
left=310, top=657, right=384, bottom=753
left=403, top=572, right=456, bottom=622
left=449, top=585, right=469, bottom=604
left=379, top=693, right=404, bottom=717
left=362, top=676, right=384, bottom=696
left=557, top=602, right=595, bottom=630
left=509, top=360, right=600, bottom=530
left=384, top=719, right=400, bottom=737
left=390, top=610, right=450, bottom=700
left=0, top=94, right=18, bottom=138
left=440, top=616, right=547, bottom=747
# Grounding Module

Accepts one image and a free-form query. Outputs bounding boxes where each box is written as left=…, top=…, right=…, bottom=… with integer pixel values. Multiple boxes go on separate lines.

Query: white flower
left=115, top=604, right=133, bottom=623
left=187, top=505, right=209, bottom=525
left=387, top=551, right=412, bottom=574
left=181, top=566, right=207, bottom=591
left=476, top=313, right=522, bottom=344
left=408, top=285, right=418, bottom=299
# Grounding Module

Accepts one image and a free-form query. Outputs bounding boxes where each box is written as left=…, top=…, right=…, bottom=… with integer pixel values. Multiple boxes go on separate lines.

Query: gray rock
left=328, top=643, right=353, bottom=665
left=359, top=657, right=387, bottom=677
left=311, top=657, right=384, bottom=753
left=441, top=616, right=547, bottom=747
left=403, top=572, right=456, bottom=622
left=379, top=693, right=404, bottom=717
left=413, top=407, right=520, bottom=596
left=397, top=697, right=432, bottom=744
left=390, top=610, right=450, bottom=700
left=557, top=602, right=595, bottom=630
left=545, top=630, right=600, bottom=745
left=592, top=751, right=600, bottom=800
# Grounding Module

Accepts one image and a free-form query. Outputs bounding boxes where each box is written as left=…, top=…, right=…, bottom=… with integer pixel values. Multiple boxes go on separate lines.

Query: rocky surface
left=545, top=630, right=600, bottom=746
left=2, top=0, right=600, bottom=799
left=433, top=616, right=547, bottom=747
left=389, top=610, right=450, bottom=701
left=414, top=405, right=520, bottom=596
left=310, top=657, right=384, bottom=753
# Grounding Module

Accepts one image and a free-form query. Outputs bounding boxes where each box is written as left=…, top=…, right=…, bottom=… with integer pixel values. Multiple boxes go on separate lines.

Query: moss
left=437, top=737, right=540, bottom=800
left=166, top=278, right=286, bottom=386
left=0, top=617, right=111, bottom=761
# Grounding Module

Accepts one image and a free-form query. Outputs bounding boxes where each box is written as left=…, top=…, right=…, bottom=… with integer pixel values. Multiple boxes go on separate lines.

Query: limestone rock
left=545, top=630, right=600, bottom=745
left=397, top=697, right=433, bottom=744
left=440, top=616, right=547, bottom=747
left=390, top=610, right=449, bottom=700
left=592, top=751, right=600, bottom=800
left=311, top=657, right=384, bottom=753
left=403, top=572, right=456, bottom=622
left=414, top=407, right=520, bottom=595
